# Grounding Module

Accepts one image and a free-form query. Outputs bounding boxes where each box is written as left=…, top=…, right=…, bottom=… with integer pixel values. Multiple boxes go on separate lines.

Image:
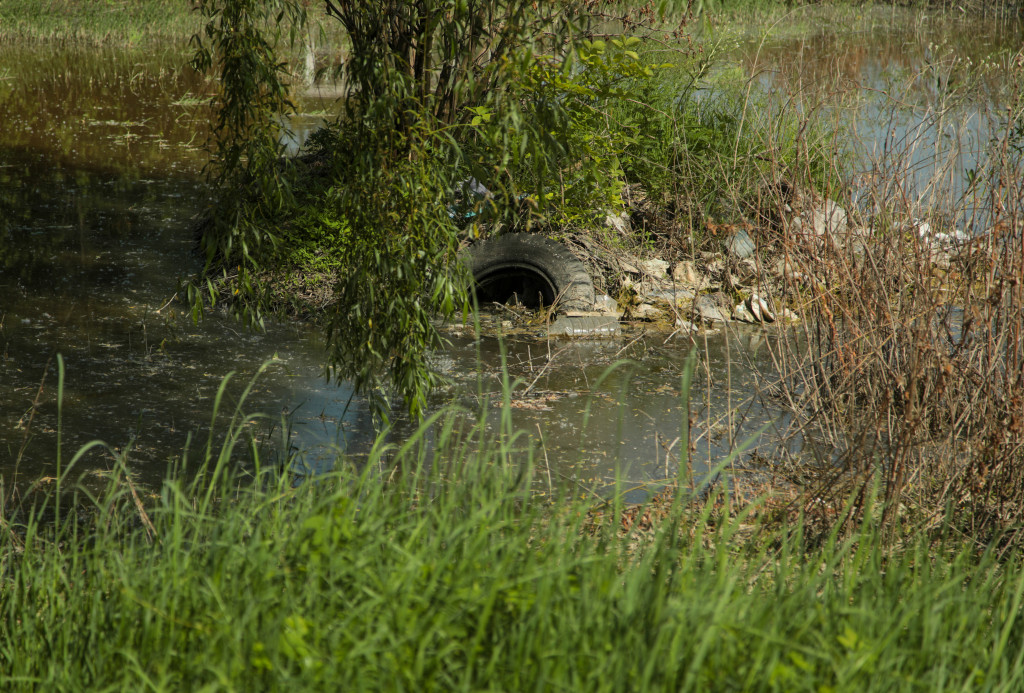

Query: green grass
left=2, top=0, right=1016, bottom=47
left=0, top=0, right=203, bottom=44
left=2, top=364, right=1024, bottom=691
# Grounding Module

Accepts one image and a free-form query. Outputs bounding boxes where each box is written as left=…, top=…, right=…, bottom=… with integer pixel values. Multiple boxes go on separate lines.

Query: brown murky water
left=0, top=43, right=370, bottom=490
left=2, top=11, right=1020, bottom=496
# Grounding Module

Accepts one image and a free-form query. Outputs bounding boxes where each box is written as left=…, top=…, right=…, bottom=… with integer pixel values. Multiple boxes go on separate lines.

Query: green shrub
left=187, top=0, right=846, bottom=415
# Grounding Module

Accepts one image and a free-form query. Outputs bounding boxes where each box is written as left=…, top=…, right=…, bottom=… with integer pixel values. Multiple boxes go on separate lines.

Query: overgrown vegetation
left=3, top=369, right=1024, bottom=690
left=189, top=0, right=714, bottom=416
left=0, top=0, right=204, bottom=43
left=188, top=0, right=842, bottom=416
left=6, top=3, right=1024, bottom=686
left=184, top=0, right=1024, bottom=551
left=738, top=36, right=1024, bottom=548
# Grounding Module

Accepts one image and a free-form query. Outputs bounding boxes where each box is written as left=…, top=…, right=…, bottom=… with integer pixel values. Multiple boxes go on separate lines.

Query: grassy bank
left=2, top=378, right=1024, bottom=691
left=2, top=0, right=1017, bottom=46
left=0, top=0, right=204, bottom=44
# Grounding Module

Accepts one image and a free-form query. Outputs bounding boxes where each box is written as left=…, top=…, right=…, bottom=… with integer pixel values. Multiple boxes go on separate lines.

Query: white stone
left=812, top=199, right=848, bottom=237
left=747, top=293, right=775, bottom=323
left=604, top=212, right=631, bottom=235
left=732, top=302, right=757, bottom=323
left=671, top=260, right=701, bottom=287
left=693, top=295, right=728, bottom=323
left=640, top=258, right=670, bottom=279
left=633, top=303, right=664, bottom=320
left=735, top=258, right=759, bottom=283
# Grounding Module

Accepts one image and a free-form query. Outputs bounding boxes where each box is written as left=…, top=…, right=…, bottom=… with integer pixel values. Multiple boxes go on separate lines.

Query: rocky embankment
left=551, top=182, right=1000, bottom=338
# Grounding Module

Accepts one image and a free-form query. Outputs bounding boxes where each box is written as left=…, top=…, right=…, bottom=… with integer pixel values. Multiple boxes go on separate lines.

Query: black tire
left=461, top=233, right=595, bottom=313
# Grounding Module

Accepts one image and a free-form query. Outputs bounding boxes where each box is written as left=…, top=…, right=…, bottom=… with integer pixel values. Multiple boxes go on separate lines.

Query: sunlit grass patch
left=2, top=364, right=1024, bottom=690
left=0, top=0, right=203, bottom=44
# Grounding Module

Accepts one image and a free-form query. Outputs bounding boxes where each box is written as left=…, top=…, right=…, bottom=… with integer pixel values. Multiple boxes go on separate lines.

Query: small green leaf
left=789, top=651, right=812, bottom=672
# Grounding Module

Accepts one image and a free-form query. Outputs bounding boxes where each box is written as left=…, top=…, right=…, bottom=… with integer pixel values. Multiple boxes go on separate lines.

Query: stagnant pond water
left=729, top=10, right=1023, bottom=227
left=2, top=10, right=1021, bottom=498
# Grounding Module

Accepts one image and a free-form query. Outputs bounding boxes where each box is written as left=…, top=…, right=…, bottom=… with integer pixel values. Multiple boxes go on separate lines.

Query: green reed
left=0, top=0, right=202, bottom=44
left=1, top=364, right=1023, bottom=691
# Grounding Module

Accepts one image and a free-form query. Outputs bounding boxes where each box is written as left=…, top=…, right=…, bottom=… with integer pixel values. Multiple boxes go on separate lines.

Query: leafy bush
left=187, top=0, right=841, bottom=415
left=476, top=37, right=675, bottom=229
left=188, top=0, right=695, bottom=416
left=604, top=49, right=841, bottom=248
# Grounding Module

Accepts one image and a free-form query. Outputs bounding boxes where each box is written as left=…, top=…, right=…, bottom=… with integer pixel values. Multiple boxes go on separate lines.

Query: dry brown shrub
left=761, top=104, right=1024, bottom=549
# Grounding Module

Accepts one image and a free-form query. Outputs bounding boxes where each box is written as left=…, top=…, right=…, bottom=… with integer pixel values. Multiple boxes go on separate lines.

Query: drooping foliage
left=190, top=0, right=307, bottom=273
left=189, top=0, right=683, bottom=417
